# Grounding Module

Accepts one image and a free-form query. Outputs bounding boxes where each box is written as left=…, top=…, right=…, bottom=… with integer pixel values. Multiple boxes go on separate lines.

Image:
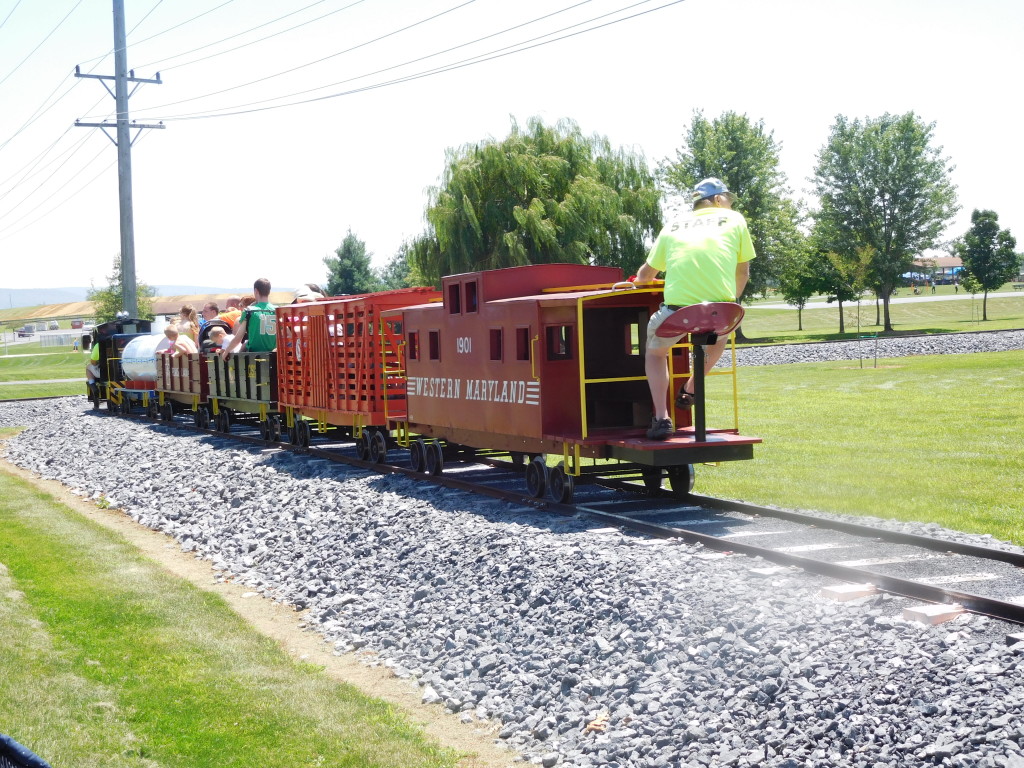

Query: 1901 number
left=456, top=336, right=472, bottom=354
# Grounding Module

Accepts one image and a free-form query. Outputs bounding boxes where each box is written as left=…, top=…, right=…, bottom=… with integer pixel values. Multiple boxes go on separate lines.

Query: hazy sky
left=0, top=0, right=1021, bottom=290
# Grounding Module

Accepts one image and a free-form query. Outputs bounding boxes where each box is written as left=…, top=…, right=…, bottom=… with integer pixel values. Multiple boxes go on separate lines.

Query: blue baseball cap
left=692, top=177, right=733, bottom=202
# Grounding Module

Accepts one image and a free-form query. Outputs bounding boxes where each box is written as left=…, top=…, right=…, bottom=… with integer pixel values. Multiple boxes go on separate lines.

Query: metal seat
left=654, top=301, right=745, bottom=339
left=653, top=302, right=744, bottom=443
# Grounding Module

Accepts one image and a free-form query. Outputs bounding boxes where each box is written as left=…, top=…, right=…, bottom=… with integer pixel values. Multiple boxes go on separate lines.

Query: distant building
left=913, top=255, right=962, bottom=283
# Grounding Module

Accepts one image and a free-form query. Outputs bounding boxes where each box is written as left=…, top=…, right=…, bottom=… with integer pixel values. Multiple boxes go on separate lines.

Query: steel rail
left=94, top=407, right=1024, bottom=624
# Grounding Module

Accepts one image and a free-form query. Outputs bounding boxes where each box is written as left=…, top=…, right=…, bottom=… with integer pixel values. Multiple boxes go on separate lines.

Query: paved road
left=751, top=290, right=1021, bottom=310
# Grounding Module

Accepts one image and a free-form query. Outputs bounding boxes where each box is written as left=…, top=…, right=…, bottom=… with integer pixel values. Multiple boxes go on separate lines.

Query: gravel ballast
left=3, top=333, right=1024, bottom=768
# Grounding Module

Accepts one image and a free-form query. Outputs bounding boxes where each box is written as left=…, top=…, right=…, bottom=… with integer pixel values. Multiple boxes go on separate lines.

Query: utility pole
left=75, top=0, right=164, bottom=318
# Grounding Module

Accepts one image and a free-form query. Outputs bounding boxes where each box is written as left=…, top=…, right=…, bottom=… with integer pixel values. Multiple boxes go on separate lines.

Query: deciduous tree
left=658, top=111, right=803, bottom=302
left=410, top=117, right=661, bottom=284
left=953, top=209, right=1020, bottom=320
left=86, top=255, right=155, bottom=322
left=811, top=112, right=958, bottom=332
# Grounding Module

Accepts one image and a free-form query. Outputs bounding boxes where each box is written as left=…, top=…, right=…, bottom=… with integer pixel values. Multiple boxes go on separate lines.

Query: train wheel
left=510, top=452, right=526, bottom=467
left=300, top=420, right=313, bottom=449
left=161, top=403, right=174, bottom=422
left=269, top=415, right=282, bottom=442
left=198, top=406, right=211, bottom=430
left=146, top=400, right=158, bottom=419
left=258, top=420, right=269, bottom=440
left=410, top=439, right=426, bottom=473
left=525, top=456, right=547, bottom=498
left=425, top=440, right=443, bottom=476
left=641, top=467, right=663, bottom=493
left=548, top=462, right=575, bottom=504
left=217, top=409, right=232, bottom=433
left=667, top=464, right=695, bottom=498
left=355, top=432, right=370, bottom=460
left=369, top=430, right=388, bottom=464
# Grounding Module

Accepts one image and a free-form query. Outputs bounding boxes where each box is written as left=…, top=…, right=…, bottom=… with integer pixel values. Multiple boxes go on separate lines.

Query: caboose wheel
left=667, top=464, right=695, bottom=498
left=641, top=467, right=663, bottom=493
left=369, top=430, right=388, bottom=464
left=525, top=456, right=547, bottom=498
left=268, top=415, right=282, bottom=442
left=299, top=420, right=313, bottom=448
left=425, top=440, right=443, bottom=476
left=548, top=463, right=575, bottom=504
left=409, top=439, right=426, bottom=473
left=355, top=432, right=370, bottom=460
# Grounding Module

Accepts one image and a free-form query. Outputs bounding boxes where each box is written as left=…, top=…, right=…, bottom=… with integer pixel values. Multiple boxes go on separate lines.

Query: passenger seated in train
left=163, top=324, right=198, bottom=357
left=219, top=296, right=242, bottom=329
left=293, top=284, right=325, bottom=303
left=206, top=325, right=234, bottom=352
left=198, top=317, right=232, bottom=352
left=221, top=278, right=276, bottom=358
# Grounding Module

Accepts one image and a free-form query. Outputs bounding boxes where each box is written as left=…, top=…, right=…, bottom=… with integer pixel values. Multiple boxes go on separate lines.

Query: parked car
left=71, top=319, right=84, bottom=329
left=47, top=320, right=60, bottom=330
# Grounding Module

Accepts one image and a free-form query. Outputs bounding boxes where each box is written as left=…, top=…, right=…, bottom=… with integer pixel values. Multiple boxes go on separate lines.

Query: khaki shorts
left=646, top=304, right=687, bottom=352
left=86, top=363, right=101, bottom=380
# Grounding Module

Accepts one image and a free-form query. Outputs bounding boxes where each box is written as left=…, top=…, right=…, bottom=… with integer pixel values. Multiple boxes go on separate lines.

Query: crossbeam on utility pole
left=74, top=0, right=163, bottom=318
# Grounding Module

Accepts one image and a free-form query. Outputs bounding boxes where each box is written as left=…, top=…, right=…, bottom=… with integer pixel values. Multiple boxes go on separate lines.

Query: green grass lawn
left=700, top=350, right=1024, bottom=544
left=742, top=293, right=1024, bottom=343
left=0, top=468, right=463, bottom=768
left=0, top=349, right=83, bottom=382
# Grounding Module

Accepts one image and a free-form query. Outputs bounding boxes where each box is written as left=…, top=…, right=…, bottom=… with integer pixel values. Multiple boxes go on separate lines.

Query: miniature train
left=87, top=264, right=759, bottom=502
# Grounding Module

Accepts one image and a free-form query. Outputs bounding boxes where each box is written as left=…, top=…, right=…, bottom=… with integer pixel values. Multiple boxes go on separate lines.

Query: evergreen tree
left=954, top=209, right=1020, bottom=321
left=86, top=255, right=155, bottom=322
left=323, top=229, right=383, bottom=296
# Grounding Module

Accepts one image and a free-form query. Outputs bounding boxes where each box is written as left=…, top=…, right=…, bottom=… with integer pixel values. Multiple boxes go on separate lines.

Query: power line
left=98, top=0, right=479, bottom=118
left=144, top=0, right=685, bottom=123
left=135, top=0, right=346, bottom=72
left=0, top=0, right=86, bottom=89
left=136, top=0, right=597, bottom=118
left=0, top=0, right=23, bottom=33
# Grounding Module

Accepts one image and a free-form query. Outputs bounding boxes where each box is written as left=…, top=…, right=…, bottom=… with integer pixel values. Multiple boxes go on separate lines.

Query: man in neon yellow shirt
left=636, top=178, right=755, bottom=440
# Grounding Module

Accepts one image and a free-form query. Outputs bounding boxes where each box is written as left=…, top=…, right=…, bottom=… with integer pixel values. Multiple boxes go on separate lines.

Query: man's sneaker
left=646, top=417, right=673, bottom=440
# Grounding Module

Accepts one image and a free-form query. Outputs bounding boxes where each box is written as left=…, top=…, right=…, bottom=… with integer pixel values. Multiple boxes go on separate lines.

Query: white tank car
left=121, top=333, right=172, bottom=381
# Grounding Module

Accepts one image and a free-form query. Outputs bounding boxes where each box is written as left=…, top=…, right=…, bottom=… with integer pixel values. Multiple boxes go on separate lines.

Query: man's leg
left=681, top=336, right=729, bottom=395
left=645, top=346, right=671, bottom=421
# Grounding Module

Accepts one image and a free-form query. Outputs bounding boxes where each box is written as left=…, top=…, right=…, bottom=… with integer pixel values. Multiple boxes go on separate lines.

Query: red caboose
left=382, top=264, right=760, bottom=502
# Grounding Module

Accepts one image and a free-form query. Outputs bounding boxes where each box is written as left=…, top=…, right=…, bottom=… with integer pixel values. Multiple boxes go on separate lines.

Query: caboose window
left=448, top=284, right=462, bottom=314
left=408, top=331, right=420, bottom=360
left=545, top=325, right=573, bottom=361
left=515, top=327, right=530, bottom=361
left=489, top=328, right=503, bottom=361
left=428, top=330, right=441, bottom=360
left=465, top=281, right=478, bottom=313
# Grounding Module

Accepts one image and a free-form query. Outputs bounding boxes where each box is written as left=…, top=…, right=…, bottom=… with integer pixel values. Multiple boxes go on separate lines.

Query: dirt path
left=0, top=456, right=517, bottom=768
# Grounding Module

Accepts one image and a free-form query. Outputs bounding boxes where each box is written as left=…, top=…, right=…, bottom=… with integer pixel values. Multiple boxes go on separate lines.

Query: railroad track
left=95, top=406, right=1024, bottom=627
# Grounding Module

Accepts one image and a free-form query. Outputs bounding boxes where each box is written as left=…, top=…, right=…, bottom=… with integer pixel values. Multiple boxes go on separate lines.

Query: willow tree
left=410, top=117, right=661, bottom=284
left=658, top=110, right=804, bottom=300
left=812, top=112, right=958, bottom=332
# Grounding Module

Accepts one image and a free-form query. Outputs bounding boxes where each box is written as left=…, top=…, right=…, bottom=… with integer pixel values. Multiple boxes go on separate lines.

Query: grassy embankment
left=0, top=456, right=463, bottom=768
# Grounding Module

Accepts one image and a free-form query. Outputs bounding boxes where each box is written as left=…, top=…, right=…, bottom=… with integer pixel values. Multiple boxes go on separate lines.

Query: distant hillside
left=0, top=286, right=253, bottom=309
